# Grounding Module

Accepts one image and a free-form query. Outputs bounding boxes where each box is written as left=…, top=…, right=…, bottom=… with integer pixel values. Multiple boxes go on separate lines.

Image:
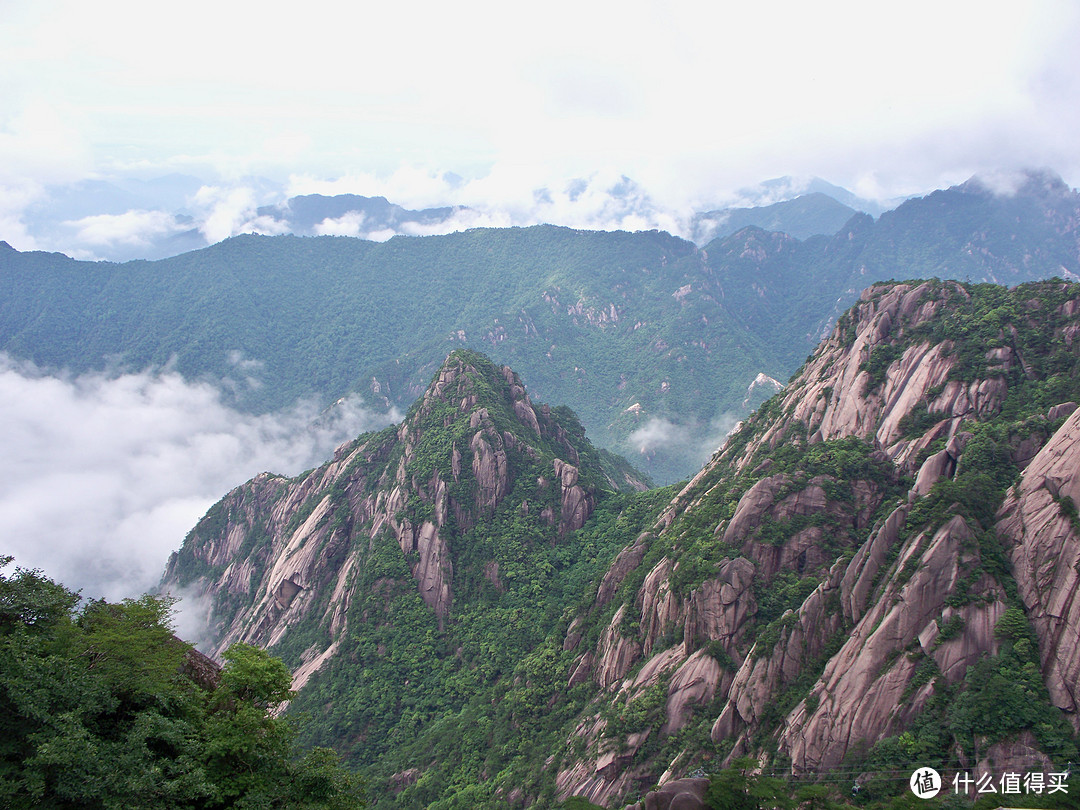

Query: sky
left=2, top=0, right=1080, bottom=256
left=2, top=0, right=1080, bottom=604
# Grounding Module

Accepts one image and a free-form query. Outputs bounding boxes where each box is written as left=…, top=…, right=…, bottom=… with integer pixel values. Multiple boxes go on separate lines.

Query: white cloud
left=0, top=102, right=91, bottom=185
left=628, top=412, right=741, bottom=473
left=190, top=184, right=290, bottom=243
left=0, top=354, right=398, bottom=603
left=64, top=209, right=183, bottom=247
left=4, top=0, right=1079, bottom=209
left=629, top=417, right=690, bottom=455
left=1, top=0, right=1079, bottom=257
left=313, top=211, right=366, bottom=237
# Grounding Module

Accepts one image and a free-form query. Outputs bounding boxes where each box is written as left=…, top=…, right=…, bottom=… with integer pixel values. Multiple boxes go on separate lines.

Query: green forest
left=0, top=557, right=365, bottom=809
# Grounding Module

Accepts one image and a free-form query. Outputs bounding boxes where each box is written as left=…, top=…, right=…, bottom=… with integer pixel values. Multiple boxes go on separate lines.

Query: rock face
left=622, top=777, right=709, bottom=810
left=778, top=515, right=1007, bottom=773
left=160, top=281, right=1080, bottom=809
left=997, top=405, right=1080, bottom=731
left=554, top=280, right=1080, bottom=807
left=162, top=350, right=607, bottom=676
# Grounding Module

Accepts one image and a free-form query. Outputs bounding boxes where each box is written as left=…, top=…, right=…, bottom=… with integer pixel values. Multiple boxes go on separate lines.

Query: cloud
left=0, top=102, right=91, bottom=186
left=190, top=184, right=290, bottom=243
left=0, top=354, right=399, bottom=604
left=64, top=209, right=184, bottom=247
left=289, top=166, right=693, bottom=240
left=313, top=211, right=366, bottom=237
left=628, top=412, right=741, bottom=474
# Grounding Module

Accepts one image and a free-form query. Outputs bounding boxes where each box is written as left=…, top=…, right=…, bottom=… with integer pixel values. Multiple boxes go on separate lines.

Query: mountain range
left=4, top=166, right=1080, bottom=808
left=18, top=173, right=891, bottom=263
left=162, top=277, right=1080, bottom=808
left=2, top=169, right=1079, bottom=483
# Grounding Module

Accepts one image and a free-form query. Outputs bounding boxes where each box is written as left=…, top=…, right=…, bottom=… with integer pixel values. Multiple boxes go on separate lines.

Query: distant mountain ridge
left=163, top=281, right=1080, bottom=807
left=2, top=169, right=1079, bottom=482
left=15, top=171, right=900, bottom=262
left=691, top=192, right=859, bottom=243
left=254, top=193, right=468, bottom=237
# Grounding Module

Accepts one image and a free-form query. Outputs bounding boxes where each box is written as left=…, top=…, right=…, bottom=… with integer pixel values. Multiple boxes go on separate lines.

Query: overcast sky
left=3, top=0, right=1080, bottom=604
left=2, top=0, right=1079, bottom=232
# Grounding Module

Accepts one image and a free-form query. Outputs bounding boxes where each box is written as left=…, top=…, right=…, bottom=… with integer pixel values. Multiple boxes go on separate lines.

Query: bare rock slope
left=551, top=280, right=1080, bottom=808
left=162, top=350, right=630, bottom=677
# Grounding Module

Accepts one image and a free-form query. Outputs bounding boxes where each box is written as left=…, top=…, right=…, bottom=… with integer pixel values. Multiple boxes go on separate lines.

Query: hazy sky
left=2, top=0, right=1080, bottom=602
left=3, top=0, right=1079, bottom=218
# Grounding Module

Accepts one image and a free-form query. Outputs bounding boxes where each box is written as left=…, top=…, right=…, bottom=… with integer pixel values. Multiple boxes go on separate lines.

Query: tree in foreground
left=0, top=555, right=365, bottom=809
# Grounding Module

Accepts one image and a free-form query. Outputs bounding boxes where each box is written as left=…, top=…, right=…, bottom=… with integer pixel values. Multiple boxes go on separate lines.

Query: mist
left=627, top=412, right=742, bottom=480
left=0, top=354, right=398, bottom=603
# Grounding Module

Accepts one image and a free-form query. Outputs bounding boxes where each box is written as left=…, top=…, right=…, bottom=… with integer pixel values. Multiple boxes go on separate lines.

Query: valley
left=4, top=171, right=1080, bottom=809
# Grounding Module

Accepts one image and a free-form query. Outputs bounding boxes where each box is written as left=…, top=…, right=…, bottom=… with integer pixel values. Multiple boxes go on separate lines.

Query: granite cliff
left=552, top=280, right=1080, bottom=807
left=162, top=281, right=1080, bottom=809
left=163, top=350, right=644, bottom=677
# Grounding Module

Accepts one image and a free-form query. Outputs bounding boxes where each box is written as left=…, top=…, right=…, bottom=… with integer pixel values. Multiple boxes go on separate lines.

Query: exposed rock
left=1048, top=401, right=1078, bottom=422
left=596, top=537, right=649, bottom=609
left=638, top=558, right=678, bottom=657
left=664, top=651, right=723, bottom=734
left=555, top=458, right=595, bottom=535
left=623, top=646, right=687, bottom=697
left=390, top=768, right=420, bottom=795
left=622, top=777, right=710, bottom=810
left=722, top=475, right=789, bottom=546
left=726, top=281, right=1018, bottom=474
left=712, top=561, right=847, bottom=746
left=178, top=642, right=221, bottom=691
left=161, top=350, right=611, bottom=697
left=840, top=505, right=908, bottom=622
left=682, top=558, right=756, bottom=654
left=471, top=430, right=509, bottom=514
left=779, top=516, right=1007, bottom=772
left=997, top=405, right=1080, bottom=731
left=975, top=730, right=1055, bottom=777
left=911, top=432, right=969, bottom=498
left=597, top=606, right=642, bottom=690
left=568, top=652, right=595, bottom=687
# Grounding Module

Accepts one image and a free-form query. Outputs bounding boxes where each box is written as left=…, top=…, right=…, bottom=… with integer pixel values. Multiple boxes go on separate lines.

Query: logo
left=911, top=767, right=942, bottom=799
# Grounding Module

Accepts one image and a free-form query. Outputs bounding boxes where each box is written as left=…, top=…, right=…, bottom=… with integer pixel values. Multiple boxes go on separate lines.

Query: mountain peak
left=960, top=167, right=1072, bottom=199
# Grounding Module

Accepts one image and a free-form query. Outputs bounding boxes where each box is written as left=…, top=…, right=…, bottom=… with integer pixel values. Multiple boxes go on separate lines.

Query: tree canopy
left=0, top=555, right=365, bottom=809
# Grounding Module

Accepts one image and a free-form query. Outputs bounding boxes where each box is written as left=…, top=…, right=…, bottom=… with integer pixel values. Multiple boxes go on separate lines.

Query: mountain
left=3, top=169, right=1080, bottom=484
left=254, top=193, right=467, bottom=237
left=699, top=168, right=1080, bottom=370
left=161, top=349, right=666, bottom=804
left=691, top=192, right=858, bottom=243
left=165, top=279, right=1080, bottom=808
left=0, top=226, right=780, bottom=484
left=550, top=279, right=1080, bottom=806
left=723, top=176, right=896, bottom=216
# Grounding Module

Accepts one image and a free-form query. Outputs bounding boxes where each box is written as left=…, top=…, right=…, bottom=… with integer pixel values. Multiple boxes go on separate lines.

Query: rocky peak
left=162, top=349, right=620, bottom=688
left=554, top=280, right=1080, bottom=806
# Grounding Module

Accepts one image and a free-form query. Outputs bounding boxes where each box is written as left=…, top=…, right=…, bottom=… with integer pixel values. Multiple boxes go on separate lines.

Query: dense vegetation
left=3, top=170, right=1078, bottom=482
left=0, top=556, right=365, bottom=809
left=159, top=276, right=1080, bottom=807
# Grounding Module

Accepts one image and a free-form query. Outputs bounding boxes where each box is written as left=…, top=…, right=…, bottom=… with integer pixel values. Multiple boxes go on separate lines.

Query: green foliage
left=272, top=382, right=672, bottom=808
left=860, top=344, right=904, bottom=390
left=560, top=798, right=606, bottom=810
left=755, top=572, right=822, bottom=626
left=706, top=757, right=793, bottom=810
left=0, top=558, right=365, bottom=809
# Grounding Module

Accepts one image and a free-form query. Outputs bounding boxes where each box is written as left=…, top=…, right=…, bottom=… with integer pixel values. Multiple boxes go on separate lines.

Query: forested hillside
left=0, top=557, right=365, bottom=808
left=3, top=170, right=1079, bottom=483
left=161, top=350, right=670, bottom=807
left=164, top=279, right=1080, bottom=808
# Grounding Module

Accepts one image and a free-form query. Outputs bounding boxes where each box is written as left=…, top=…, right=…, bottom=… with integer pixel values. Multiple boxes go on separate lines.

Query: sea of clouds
left=0, top=354, right=398, bottom=609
